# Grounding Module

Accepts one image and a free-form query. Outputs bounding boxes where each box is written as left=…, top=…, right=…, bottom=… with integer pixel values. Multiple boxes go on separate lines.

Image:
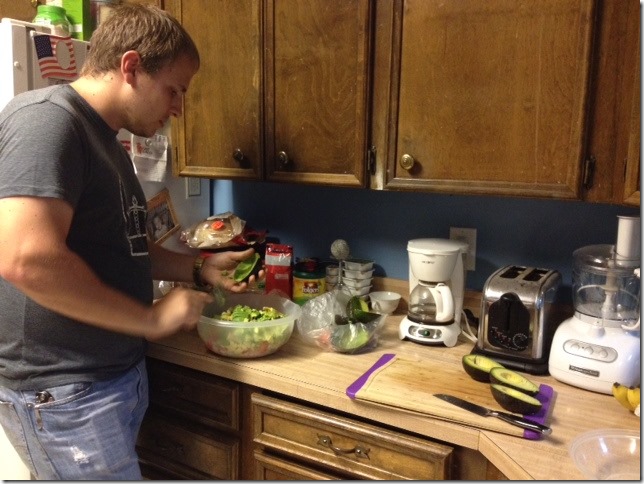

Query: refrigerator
left=0, top=17, right=210, bottom=251
left=0, top=17, right=210, bottom=478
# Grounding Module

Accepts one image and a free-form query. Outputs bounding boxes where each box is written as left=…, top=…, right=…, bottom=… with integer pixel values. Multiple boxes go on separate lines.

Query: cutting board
left=346, top=354, right=554, bottom=440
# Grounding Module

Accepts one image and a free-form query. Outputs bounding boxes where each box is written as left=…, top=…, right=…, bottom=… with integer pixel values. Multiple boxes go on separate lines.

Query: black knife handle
left=494, top=411, right=552, bottom=435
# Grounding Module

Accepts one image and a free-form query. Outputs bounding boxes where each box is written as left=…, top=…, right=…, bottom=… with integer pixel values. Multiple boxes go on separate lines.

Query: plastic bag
left=181, top=212, right=245, bottom=249
left=297, top=289, right=386, bottom=354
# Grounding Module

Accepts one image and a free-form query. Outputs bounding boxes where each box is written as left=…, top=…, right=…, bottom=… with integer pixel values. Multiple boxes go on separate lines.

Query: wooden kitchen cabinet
left=0, top=0, right=38, bottom=21
left=137, top=358, right=256, bottom=480
left=252, top=392, right=455, bottom=480
left=371, top=0, right=640, bottom=204
left=165, top=0, right=371, bottom=187
left=263, top=0, right=371, bottom=186
left=582, top=0, right=640, bottom=206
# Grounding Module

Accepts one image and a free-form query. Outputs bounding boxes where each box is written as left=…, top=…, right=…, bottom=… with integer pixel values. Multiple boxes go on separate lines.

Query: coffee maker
left=399, top=239, right=468, bottom=347
left=549, top=216, right=641, bottom=394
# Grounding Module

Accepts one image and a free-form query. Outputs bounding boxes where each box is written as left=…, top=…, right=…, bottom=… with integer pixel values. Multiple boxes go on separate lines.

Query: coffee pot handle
left=432, top=283, right=454, bottom=322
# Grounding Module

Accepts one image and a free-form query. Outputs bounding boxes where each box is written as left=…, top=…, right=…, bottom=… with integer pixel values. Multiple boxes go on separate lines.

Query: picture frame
left=146, top=188, right=180, bottom=244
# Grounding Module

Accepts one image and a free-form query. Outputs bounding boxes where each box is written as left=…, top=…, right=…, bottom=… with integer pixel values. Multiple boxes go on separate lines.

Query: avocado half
left=462, top=354, right=505, bottom=382
left=491, top=384, right=542, bottom=415
left=489, top=367, right=539, bottom=396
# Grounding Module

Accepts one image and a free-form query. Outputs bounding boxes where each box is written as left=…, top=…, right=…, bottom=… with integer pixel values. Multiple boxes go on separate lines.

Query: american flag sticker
left=33, top=34, right=77, bottom=80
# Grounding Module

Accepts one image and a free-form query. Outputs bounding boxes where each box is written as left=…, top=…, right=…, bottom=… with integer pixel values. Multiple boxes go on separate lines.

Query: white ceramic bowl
left=346, top=285, right=371, bottom=297
left=344, top=258, right=374, bottom=271
left=325, top=264, right=340, bottom=276
left=326, top=274, right=339, bottom=284
left=343, top=268, right=374, bottom=280
left=342, top=277, right=373, bottom=289
left=569, top=428, right=640, bottom=480
left=198, top=293, right=301, bottom=358
left=369, top=291, right=402, bottom=314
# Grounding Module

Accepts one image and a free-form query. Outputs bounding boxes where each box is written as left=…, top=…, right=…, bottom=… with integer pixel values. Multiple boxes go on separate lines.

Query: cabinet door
left=264, top=0, right=372, bottom=187
left=582, top=0, right=639, bottom=205
left=167, top=0, right=263, bottom=180
left=0, top=0, right=38, bottom=21
left=376, top=0, right=594, bottom=198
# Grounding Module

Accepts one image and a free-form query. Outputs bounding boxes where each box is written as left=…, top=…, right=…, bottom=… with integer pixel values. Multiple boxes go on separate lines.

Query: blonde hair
left=80, top=3, right=199, bottom=76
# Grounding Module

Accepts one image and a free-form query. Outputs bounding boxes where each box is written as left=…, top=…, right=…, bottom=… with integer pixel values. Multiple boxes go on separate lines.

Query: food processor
left=399, top=239, right=468, bottom=347
left=549, top=216, right=641, bottom=394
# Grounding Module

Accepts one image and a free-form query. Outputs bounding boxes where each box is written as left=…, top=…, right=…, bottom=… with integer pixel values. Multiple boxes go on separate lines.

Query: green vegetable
left=233, top=253, right=261, bottom=282
left=219, top=304, right=285, bottom=322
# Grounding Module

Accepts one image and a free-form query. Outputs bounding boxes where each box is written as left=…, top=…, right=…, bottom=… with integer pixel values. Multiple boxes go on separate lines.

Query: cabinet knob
left=400, top=153, right=415, bottom=170
left=277, top=151, right=290, bottom=167
left=232, top=148, right=245, bottom=163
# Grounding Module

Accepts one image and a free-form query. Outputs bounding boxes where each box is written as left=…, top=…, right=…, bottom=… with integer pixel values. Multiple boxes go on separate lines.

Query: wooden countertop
left=146, top=282, right=640, bottom=480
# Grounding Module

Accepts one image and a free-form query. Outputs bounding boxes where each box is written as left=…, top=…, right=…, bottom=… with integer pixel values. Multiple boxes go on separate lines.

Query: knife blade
left=434, top=394, right=552, bottom=435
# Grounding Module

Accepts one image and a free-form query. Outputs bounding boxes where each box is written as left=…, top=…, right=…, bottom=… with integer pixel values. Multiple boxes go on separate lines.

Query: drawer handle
left=317, top=434, right=370, bottom=459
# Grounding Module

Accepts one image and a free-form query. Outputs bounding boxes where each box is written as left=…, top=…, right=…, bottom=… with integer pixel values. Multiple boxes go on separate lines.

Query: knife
left=434, top=394, right=552, bottom=435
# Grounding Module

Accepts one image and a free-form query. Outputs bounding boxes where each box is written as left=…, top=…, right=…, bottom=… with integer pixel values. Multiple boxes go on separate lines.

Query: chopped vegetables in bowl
left=198, top=292, right=301, bottom=358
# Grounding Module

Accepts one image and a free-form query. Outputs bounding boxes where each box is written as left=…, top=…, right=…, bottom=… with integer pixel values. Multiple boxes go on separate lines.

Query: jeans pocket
left=0, top=400, right=31, bottom=466
left=36, top=381, right=93, bottom=408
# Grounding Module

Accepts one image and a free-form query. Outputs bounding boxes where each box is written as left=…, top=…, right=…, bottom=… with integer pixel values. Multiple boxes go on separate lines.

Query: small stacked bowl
left=341, top=259, right=374, bottom=297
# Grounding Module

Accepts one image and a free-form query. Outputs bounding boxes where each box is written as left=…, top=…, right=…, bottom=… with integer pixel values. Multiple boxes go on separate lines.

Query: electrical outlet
left=186, top=177, right=201, bottom=198
left=450, top=227, right=477, bottom=271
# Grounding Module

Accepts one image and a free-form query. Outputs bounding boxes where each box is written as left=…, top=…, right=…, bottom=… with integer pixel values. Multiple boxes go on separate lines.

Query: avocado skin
left=491, top=384, right=542, bottom=415
left=233, top=253, right=262, bottom=283
left=462, top=354, right=504, bottom=382
left=489, top=367, right=539, bottom=396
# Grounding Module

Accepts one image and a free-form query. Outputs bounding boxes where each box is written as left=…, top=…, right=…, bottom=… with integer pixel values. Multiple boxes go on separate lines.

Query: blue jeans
left=0, top=358, right=148, bottom=480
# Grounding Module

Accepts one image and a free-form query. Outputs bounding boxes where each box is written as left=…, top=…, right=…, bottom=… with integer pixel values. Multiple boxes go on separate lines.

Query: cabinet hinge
left=367, top=145, right=376, bottom=175
left=582, top=155, right=596, bottom=190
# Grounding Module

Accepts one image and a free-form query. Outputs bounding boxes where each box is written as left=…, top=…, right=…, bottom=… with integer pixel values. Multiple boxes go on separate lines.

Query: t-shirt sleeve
left=0, top=102, right=87, bottom=207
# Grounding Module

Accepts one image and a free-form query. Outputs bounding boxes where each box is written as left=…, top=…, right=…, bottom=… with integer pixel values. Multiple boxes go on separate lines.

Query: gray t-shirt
left=0, top=84, right=151, bottom=390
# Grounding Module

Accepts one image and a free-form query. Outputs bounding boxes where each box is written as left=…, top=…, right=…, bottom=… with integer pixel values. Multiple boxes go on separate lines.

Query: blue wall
left=211, top=180, right=639, bottom=300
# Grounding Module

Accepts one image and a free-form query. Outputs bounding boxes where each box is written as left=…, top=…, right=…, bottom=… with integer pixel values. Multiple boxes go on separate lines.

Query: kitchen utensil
left=346, top=353, right=554, bottom=439
left=473, top=265, right=562, bottom=374
left=330, top=239, right=351, bottom=292
left=549, top=216, right=641, bottom=394
left=198, top=292, right=301, bottom=358
left=568, top=429, right=641, bottom=481
left=369, top=291, right=401, bottom=314
left=399, top=239, right=468, bottom=347
left=433, top=394, right=552, bottom=435
left=569, top=428, right=640, bottom=480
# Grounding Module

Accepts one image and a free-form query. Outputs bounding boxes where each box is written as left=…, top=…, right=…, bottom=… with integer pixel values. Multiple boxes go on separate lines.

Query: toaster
left=473, top=265, right=562, bottom=374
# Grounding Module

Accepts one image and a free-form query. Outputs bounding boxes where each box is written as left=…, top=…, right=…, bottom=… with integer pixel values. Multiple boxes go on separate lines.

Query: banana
left=627, top=386, right=640, bottom=410
left=612, top=382, right=636, bottom=411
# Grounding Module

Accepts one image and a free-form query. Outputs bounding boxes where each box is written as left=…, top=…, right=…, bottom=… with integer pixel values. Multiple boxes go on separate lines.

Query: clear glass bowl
left=569, top=428, right=640, bottom=480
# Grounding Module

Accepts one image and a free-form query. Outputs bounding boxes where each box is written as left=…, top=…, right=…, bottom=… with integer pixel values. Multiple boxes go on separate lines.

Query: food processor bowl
left=572, top=245, right=640, bottom=326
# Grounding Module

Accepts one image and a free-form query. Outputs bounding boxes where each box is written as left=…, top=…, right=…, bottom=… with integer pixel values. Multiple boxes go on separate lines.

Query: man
left=0, top=4, right=260, bottom=479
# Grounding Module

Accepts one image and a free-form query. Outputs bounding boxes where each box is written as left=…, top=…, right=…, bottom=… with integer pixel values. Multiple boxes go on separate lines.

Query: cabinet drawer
left=146, top=358, right=239, bottom=432
left=252, top=393, right=453, bottom=480
left=254, top=449, right=337, bottom=480
left=137, top=411, right=239, bottom=480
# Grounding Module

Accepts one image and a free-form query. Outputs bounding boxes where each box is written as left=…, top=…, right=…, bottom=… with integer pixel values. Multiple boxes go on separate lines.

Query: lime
left=233, top=253, right=261, bottom=282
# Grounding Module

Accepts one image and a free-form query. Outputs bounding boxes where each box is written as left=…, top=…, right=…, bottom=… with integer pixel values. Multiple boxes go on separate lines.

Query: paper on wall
left=117, top=130, right=169, bottom=182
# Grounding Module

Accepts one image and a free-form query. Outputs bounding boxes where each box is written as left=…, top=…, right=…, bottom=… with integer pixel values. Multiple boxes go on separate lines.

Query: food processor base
left=548, top=316, right=641, bottom=394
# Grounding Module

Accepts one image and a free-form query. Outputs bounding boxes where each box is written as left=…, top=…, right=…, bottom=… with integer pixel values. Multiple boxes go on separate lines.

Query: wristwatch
left=193, top=255, right=210, bottom=289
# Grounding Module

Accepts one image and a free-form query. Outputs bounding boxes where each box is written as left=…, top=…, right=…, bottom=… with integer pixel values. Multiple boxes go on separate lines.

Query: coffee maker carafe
left=399, top=239, right=468, bottom=347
